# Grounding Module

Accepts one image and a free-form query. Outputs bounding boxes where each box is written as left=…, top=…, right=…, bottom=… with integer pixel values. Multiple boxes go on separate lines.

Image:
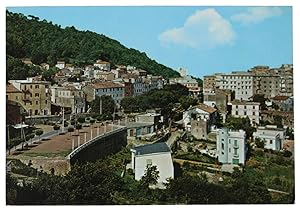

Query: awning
left=12, top=123, right=29, bottom=129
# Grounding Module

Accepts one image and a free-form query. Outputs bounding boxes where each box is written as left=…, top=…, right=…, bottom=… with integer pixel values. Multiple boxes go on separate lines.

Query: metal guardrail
left=66, top=125, right=127, bottom=160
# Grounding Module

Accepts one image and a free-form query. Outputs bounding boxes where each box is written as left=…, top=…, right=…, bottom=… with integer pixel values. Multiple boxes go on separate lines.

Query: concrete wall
left=133, top=152, right=174, bottom=184
left=69, top=126, right=127, bottom=165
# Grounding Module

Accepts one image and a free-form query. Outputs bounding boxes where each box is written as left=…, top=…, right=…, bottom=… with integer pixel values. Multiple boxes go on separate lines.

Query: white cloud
left=231, top=7, right=282, bottom=25
left=159, top=8, right=235, bottom=49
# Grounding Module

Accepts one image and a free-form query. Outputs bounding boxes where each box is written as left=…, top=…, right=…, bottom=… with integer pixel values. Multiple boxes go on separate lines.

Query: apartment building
left=83, top=82, right=125, bottom=107
left=230, top=100, right=260, bottom=126
left=215, top=72, right=254, bottom=101
left=9, top=78, right=51, bottom=116
left=216, top=128, right=247, bottom=165
left=51, top=85, right=86, bottom=114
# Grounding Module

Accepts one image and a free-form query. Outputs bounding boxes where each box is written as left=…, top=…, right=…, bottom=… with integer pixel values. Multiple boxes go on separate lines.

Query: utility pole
left=7, top=125, right=10, bottom=155
left=62, top=102, right=65, bottom=133
left=99, top=97, right=102, bottom=115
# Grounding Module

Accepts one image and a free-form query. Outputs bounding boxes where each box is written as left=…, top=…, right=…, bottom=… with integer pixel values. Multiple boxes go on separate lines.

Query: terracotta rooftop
left=90, top=82, right=124, bottom=89
left=95, top=60, right=110, bottom=64
left=193, top=103, right=217, bottom=114
left=6, top=83, right=22, bottom=93
left=272, top=96, right=289, bottom=101
left=231, top=100, right=260, bottom=105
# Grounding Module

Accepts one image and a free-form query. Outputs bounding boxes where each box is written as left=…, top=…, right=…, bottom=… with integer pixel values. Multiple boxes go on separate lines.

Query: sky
left=7, top=6, right=292, bottom=78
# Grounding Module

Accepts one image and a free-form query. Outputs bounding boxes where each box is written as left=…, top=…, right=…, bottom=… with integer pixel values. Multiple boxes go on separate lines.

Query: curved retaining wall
left=67, top=125, right=127, bottom=165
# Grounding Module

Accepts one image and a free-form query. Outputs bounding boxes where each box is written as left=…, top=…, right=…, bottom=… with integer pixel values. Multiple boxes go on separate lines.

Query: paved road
left=7, top=128, right=67, bottom=155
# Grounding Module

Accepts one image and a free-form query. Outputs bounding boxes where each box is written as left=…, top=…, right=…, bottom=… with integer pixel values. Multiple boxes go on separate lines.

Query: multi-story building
left=93, top=60, right=110, bottom=71
left=170, top=75, right=201, bottom=97
left=9, top=78, right=51, bottom=116
left=83, top=82, right=125, bottom=107
left=230, top=100, right=260, bottom=126
left=203, top=75, right=216, bottom=90
left=6, top=83, right=24, bottom=106
left=216, top=128, right=247, bottom=165
left=215, top=72, right=254, bottom=101
left=94, top=71, right=115, bottom=81
left=51, top=85, right=86, bottom=114
left=183, top=103, right=217, bottom=132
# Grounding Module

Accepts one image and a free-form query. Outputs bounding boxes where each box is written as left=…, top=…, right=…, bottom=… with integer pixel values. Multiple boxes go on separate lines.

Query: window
left=36, top=101, right=38, bottom=105
left=244, top=105, right=246, bottom=109
left=16, top=96, right=19, bottom=100
left=270, top=140, right=273, bottom=144
left=221, top=143, right=224, bottom=150
left=235, top=111, right=238, bottom=115
left=146, top=159, right=152, bottom=166
left=229, top=148, right=231, bottom=153
left=45, top=100, right=48, bottom=104
left=244, top=111, right=247, bottom=115
left=35, top=85, right=39, bottom=89
left=35, top=93, right=39, bottom=97
left=253, top=106, right=255, bottom=109
left=253, top=112, right=255, bottom=115
left=234, top=140, right=237, bottom=146
left=234, top=148, right=238, bottom=155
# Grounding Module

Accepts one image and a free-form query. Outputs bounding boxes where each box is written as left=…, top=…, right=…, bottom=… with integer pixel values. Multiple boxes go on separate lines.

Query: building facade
left=231, top=100, right=260, bottom=126
left=51, top=85, right=86, bottom=114
left=83, top=82, right=125, bottom=107
left=215, top=72, right=254, bottom=101
left=131, top=142, right=174, bottom=187
left=253, top=127, right=282, bottom=151
left=216, top=128, right=247, bottom=165
left=9, top=78, right=51, bottom=116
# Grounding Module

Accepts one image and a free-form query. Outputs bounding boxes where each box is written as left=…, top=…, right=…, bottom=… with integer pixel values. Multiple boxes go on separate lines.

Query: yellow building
left=9, top=78, right=51, bottom=116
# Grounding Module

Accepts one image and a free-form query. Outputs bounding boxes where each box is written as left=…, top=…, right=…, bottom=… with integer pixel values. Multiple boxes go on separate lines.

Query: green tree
left=179, top=96, right=198, bottom=110
left=140, top=165, right=159, bottom=188
left=252, top=94, right=267, bottom=110
left=254, top=137, right=265, bottom=148
left=224, top=116, right=254, bottom=139
left=35, top=129, right=43, bottom=141
left=121, top=97, right=139, bottom=113
left=90, top=96, right=116, bottom=117
left=67, top=127, right=74, bottom=136
left=274, top=115, right=283, bottom=128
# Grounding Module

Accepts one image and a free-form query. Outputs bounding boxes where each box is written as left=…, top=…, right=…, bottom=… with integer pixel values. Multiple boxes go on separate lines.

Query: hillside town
left=6, top=58, right=294, bottom=203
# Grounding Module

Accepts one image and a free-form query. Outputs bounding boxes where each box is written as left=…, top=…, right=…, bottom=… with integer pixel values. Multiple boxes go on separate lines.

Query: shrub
left=77, top=117, right=85, bottom=124
left=283, top=150, right=292, bottom=158
left=53, top=125, right=60, bottom=131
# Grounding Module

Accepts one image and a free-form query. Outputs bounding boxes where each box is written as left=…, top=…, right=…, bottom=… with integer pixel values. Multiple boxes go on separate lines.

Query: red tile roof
left=6, top=83, right=22, bottom=93
left=272, top=96, right=289, bottom=101
left=90, top=82, right=124, bottom=89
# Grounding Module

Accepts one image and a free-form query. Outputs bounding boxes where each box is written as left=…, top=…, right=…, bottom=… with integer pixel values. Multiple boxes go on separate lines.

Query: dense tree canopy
left=121, top=84, right=189, bottom=113
left=6, top=10, right=179, bottom=79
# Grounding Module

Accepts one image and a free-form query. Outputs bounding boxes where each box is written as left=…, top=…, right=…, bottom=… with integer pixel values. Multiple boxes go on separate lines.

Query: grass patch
left=175, top=151, right=216, bottom=164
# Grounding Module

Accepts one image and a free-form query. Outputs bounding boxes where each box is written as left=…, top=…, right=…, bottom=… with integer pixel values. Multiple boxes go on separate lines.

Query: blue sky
left=7, top=6, right=292, bottom=78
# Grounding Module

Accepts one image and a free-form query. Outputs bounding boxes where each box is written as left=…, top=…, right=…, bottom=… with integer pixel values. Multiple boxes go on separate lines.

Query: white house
left=94, top=60, right=111, bottom=71
left=131, top=142, right=174, bottom=187
left=253, top=126, right=285, bottom=151
left=182, top=103, right=217, bottom=131
left=216, top=128, right=247, bottom=165
left=230, top=100, right=260, bottom=126
left=55, top=61, right=65, bottom=69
